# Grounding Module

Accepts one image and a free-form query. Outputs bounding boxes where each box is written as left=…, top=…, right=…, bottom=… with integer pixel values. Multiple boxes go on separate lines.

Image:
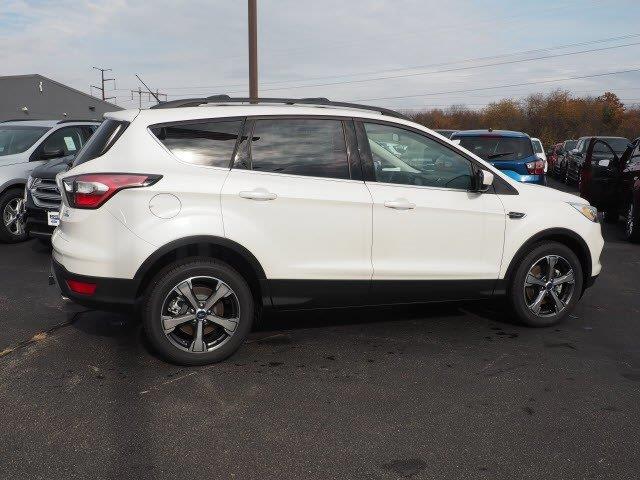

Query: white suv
left=0, top=119, right=99, bottom=242
left=51, top=97, right=604, bottom=365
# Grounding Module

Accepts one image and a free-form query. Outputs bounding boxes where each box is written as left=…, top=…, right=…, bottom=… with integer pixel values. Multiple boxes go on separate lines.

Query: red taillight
left=66, top=279, right=97, bottom=295
left=63, top=173, right=161, bottom=209
left=526, top=159, right=545, bottom=175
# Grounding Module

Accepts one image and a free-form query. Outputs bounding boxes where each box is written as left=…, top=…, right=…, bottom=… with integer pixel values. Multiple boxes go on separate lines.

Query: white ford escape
left=52, top=97, right=604, bottom=365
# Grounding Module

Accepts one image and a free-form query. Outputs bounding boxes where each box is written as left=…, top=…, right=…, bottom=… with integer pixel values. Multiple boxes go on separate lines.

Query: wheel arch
left=503, top=228, right=592, bottom=291
left=0, top=179, right=26, bottom=195
left=134, top=236, right=268, bottom=306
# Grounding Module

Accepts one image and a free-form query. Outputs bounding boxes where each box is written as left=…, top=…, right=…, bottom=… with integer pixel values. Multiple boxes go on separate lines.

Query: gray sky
left=2, top=0, right=640, bottom=110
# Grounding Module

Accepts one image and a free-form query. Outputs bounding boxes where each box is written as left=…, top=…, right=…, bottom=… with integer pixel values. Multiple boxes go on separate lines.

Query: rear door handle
left=384, top=199, right=415, bottom=210
left=239, top=189, right=277, bottom=201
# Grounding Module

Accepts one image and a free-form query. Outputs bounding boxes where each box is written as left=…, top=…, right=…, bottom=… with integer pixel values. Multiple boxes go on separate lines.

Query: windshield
left=453, top=135, right=533, bottom=162
left=564, top=140, right=577, bottom=150
left=0, top=125, right=50, bottom=156
left=596, top=138, right=630, bottom=154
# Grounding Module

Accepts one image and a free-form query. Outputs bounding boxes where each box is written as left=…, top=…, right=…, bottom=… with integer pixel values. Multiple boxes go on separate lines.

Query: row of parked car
left=2, top=120, right=638, bottom=248
left=435, top=129, right=640, bottom=243
left=546, top=135, right=640, bottom=242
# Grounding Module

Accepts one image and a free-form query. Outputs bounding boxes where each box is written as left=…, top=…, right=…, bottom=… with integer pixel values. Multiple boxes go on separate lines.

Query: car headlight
left=569, top=202, right=598, bottom=222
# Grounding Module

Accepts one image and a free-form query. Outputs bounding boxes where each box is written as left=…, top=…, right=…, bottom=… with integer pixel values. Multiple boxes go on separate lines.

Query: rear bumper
left=52, top=258, right=139, bottom=312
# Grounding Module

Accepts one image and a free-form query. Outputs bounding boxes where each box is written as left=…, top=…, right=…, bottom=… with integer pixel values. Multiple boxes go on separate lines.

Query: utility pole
left=91, top=66, right=115, bottom=102
left=248, top=0, right=258, bottom=102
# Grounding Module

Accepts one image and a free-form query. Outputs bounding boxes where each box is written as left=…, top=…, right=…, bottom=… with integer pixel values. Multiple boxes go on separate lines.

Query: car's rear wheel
left=0, top=188, right=27, bottom=243
left=143, top=258, right=255, bottom=365
left=508, top=242, right=583, bottom=327
left=625, top=200, right=640, bottom=243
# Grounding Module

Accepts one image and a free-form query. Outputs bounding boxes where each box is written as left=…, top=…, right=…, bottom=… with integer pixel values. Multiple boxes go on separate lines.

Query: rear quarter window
left=150, top=120, right=242, bottom=168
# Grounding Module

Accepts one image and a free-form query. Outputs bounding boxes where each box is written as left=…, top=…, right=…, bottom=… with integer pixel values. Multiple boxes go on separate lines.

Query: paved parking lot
left=1, top=179, right=639, bottom=479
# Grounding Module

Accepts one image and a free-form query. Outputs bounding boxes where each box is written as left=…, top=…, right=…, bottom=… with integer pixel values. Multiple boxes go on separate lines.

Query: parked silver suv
left=0, top=119, right=99, bottom=242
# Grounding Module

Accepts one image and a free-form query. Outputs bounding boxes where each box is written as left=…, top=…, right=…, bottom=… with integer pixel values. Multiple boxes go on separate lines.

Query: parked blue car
left=450, top=130, right=546, bottom=185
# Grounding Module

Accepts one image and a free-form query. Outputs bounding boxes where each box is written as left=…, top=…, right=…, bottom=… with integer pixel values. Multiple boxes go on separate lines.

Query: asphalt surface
left=1, top=178, right=639, bottom=479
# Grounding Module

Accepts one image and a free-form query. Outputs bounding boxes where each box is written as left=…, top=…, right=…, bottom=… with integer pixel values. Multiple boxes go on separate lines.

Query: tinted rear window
left=151, top=120, right=242, bottom=167
left=248, top=119, right=349, bottom=179
left=453, top=135, right=534, bottom=162
left=0, top=125, right=49, bottom=156
left=73, top=119, right=127, bottom=166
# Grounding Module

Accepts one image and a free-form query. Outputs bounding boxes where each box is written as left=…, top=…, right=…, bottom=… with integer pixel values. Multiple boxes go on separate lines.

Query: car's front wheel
left=508, top=242, right=583, bottom=327
left=625, top=200, right=640, bottom=243
left=143, top=258, right=255, bottom=365
left=0, top=188, right=27, bottom=243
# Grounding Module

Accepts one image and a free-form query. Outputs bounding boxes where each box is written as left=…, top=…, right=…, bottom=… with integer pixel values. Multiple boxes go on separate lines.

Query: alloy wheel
left=3, top=198, right=25, bottom=237
left=161, top=276, right=240, bottom=353
left=523, top=255, right=575, bottom=317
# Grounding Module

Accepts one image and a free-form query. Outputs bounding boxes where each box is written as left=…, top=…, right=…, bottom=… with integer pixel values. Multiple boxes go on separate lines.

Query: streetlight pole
left=248, top=0, right=258, bottom=102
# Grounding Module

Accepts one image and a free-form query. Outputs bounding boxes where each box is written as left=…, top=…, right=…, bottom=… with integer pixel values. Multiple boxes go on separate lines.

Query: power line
left=234, top=40, right=640, bottom=93
left=353, top=67, right=640, bottom=102
left=110, top=31, right=640, bottom=94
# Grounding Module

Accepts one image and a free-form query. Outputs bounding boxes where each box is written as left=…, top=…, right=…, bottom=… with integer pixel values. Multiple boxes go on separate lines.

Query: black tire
left=508, top=242, right=583, bottom=327
left=625, top=200, right=640, bottom=243
left=143, top=258, right=255, bottom=365
left=0, top=188, right=27, bottom=243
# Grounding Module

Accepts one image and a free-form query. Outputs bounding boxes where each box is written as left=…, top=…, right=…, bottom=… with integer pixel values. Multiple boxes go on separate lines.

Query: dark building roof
left=0, top=74, right=122, bottom=122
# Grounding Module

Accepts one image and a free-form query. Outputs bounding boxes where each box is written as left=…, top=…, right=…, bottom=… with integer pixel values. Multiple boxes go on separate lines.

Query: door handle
left=239, top=189, right=277, bottom=201
left=384, top=200, right=415, bottom=210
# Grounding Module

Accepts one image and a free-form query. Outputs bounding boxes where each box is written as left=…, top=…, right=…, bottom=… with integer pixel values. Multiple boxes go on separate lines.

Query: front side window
left=0, top=125, right=49, bottom=156
left=40, top=126, right=92, bottom=158
left=249, top=119, right=349, bottom=179
left=151, top=120, right=242, bottom=168
left=364, top=122, right=472, bottom=190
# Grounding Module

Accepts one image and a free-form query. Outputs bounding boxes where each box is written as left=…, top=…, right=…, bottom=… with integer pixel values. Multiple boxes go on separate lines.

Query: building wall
left=0, top=74, right=122, bottom=121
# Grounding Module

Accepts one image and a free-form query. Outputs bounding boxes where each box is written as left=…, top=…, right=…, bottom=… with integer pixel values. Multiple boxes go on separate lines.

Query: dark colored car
left=579, top=137, right=640, bottom=242
left=553, top=139, right=577, bottom=178
left=450, top=129, right=545, bottom=184
left=564, top=136, right=629, bottom=186
left=434, top=129, right=457, bottom=139
left=24, top=155, right=74, bottom=239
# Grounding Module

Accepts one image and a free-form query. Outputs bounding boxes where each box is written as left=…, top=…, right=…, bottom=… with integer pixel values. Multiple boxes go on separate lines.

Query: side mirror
left=474, top=169, right=494, bottom=192
left=41, top=147, right=65, bottom=160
